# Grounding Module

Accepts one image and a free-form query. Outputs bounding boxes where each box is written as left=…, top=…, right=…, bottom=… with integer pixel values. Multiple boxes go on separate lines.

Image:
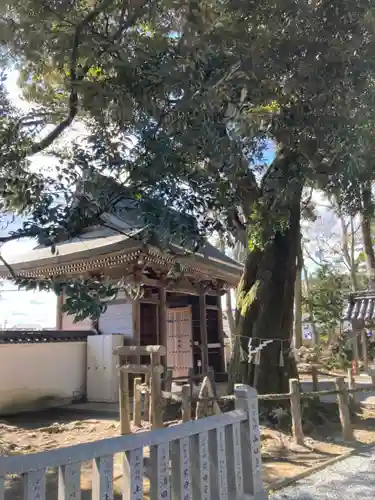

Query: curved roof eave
left=0, top=227, right=243, bottom=285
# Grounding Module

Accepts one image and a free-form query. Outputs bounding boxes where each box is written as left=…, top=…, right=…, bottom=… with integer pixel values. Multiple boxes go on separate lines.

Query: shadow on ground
left=1, top=407, right=116, bottom=431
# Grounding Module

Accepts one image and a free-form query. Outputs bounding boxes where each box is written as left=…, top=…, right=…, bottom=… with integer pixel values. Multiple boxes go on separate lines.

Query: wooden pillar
left=90, top=272, right=101, bottom=332
left=347, top=367, right=356, bottom=411
left=164, top=368, right=173, bottom=391
left=311, top=365, right=319, bottom=394
left=181, top=384, right=191, bottom=422
left=289, top=379, right=304, bottom=445
left=144, top=373, right=151, bottom=423
left=132, top=300, right=141, bottom=363
left=150, top=352, right=163, bottom=429
left=133, top=377, right=142, bottom=427
left=216, top=290, right=226, bottom=372
left=119, top=366, right=131, bottom=435
left=56, top=293, right=63, bottom=330
left=335, top=376, right=354, bottom=441
left=199, top=287, right=209, bottom=373
left=159, top=279, right=167, bottom=365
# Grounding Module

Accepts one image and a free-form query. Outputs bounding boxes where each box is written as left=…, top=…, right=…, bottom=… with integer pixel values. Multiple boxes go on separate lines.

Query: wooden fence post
left=119, top=368, right=131, bottom=435
left=234, top=384, right=267, bottom=498
left=311, top=366, right=319, bottom=392
left=195, top=376, right=221, bottom=419
left=144, top=373, right=150, bottom=423
left=164, top=368, right=173, bottom=392
left=335, top=376, right=354, bottom=441
left=188, top=368, right=195, bottom=396
left=113, top=345, right=167, bottom=429
left=352, top=332, right=360, bottom=365
left=181, top=384, right=191, bottom=422
left=346, top=367, right=356, bottom=412
left=133, top=377, right=142, bottom=427
left=207, top=366, right=217, bottom=396
left=289, top=378, right=304, bottom=445
left=150, top=353, right=163, bottom=429
left=311, top=365, right=319, bottom=401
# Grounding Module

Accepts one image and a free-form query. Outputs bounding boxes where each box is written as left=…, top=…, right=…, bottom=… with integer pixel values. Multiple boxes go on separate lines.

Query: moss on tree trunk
left=229, top=150, right=302, bottom=394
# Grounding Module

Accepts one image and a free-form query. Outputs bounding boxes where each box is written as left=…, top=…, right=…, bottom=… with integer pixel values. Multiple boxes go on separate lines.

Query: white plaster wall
left=61, top=312, right=93, bottom=330
left=0, top=342, right=86, bottom=415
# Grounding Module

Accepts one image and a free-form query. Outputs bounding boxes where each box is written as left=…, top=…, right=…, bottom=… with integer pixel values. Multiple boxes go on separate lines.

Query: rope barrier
left=161, top=384, right=375, bottom=405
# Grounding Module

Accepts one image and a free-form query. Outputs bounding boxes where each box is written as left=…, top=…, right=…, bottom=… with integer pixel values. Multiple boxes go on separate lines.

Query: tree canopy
left=1, top=1, right=373, bottom=245
left=2, top=0, right=375, bottom=390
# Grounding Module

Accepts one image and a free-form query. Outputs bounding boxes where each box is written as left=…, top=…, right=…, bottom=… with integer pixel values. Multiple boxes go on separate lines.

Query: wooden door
left=167, top=306, right=193, bottom=378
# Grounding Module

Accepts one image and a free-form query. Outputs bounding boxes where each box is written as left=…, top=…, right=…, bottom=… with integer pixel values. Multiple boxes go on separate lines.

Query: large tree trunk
left=226, top=241, right=247, bottom=354
left=361, top=182, right=375, bottom=286
left=229, top=150, right=302, bottom=395
left=293, top=233, right=303, bottom=349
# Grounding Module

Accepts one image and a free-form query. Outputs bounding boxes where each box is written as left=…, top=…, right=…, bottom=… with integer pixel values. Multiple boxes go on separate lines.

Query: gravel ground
left=270, top=446, right=375, bottom=499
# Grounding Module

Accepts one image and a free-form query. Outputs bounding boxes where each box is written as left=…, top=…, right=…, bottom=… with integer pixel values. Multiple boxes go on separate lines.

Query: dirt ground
left=2, top=405, right=375, bottom=499
left=261, top=404, right=375, bottom=489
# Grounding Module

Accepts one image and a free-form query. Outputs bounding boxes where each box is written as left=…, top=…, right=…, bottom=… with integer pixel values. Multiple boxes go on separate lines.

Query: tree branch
left=303, top=243, right=326, bottom=267
left=301, top=187, right=314, bottom=211
left=29, top=0, right=156, bottom=155
left=0, top=254, right=17, bottom=280
left=31, top=0, right=123, bottom=154
left=0, top=232, right=31, bottom=244
left=227, top=208, right=248, bottom=247
left=30, top=0, right=116, bottom=155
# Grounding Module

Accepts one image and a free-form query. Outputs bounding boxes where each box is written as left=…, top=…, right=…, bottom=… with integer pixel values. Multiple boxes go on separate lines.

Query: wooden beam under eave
left=199, top=287, right=209, bottom=373
left=56, top=293, right=63, bottom=330
left=141, top=276, right=161, bottom=288
left=165, top=276, right=220, bottom=296
left=159, top=278, right=167, bottom=365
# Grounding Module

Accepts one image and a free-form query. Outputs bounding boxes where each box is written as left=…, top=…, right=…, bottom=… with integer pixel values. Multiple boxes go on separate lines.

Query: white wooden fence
left=0, top=385, right=268, bottom=500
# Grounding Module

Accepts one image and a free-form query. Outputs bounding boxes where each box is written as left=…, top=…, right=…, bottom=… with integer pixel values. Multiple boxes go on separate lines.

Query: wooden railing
left=188, top=372, right=375, bottom=445
left=0, top=385, right=268, bottom=500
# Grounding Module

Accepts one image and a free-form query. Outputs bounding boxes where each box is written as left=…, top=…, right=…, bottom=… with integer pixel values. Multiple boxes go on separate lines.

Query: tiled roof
left=343, top=291, right=375, bottom=321
left=0, top=173, right=243, bottom=284
left=0, top=223, right=243, bottom=284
